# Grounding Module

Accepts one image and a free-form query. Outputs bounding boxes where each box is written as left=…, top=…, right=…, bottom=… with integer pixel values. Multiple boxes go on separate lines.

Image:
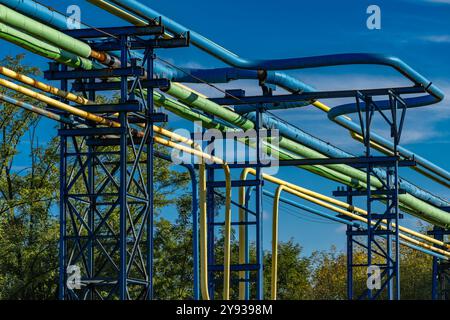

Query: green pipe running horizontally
left=0, top=22, right=98, bottom=70
left=154, top=89, right=429, bottom=223
left=0, top=4, right=92, bottom=58
left=155, top=90, right=368, bottom=188
left=161, top=82, right=450, bottom=228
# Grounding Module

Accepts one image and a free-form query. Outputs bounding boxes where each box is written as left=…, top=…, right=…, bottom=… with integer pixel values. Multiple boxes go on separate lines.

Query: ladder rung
left=209, top=264, right=260, bottom=272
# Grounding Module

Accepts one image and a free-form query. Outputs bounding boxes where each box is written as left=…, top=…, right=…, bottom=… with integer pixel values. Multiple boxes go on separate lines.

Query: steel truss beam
left=333, top=91, right=411, bottom=300
left=205, top=106, right=268, bottom=299
left=55, top=25, right=188, bottom=300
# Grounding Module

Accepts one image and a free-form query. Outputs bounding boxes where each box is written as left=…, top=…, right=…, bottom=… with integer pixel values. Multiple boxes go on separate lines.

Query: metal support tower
left=430, top=226, right=450, bottom=300
left=47, top=25, right=189, bottom=300
left=333, top=91, right=412, bottom=300
left=205, top=89, right=272, bottom=299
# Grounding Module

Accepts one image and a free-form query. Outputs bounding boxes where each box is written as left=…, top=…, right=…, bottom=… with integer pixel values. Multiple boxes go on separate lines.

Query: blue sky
left=2, top=0, right=450, bottom=255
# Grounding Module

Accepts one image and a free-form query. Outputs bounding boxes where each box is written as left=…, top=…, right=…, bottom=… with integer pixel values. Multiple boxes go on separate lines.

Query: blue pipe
left=249, top=112, right=450, bottom=208
left=107, top=0, right=449, bottom=184
left=0, top=0, right=70, bottom=28
left=12, top=0, right=450, bottom=183
left=10, top=0, right=449, bottom=218
left=110, top=0, right=443, bottom=96
left=6, top=0, right=445, bottom=264
left=262, top=190, right=448, bottom=260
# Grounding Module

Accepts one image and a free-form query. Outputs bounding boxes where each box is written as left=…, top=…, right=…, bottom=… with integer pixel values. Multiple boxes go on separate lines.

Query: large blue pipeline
left=98, top=0, right=449, bottom=184
left=6, top=0, right=449, bottom=211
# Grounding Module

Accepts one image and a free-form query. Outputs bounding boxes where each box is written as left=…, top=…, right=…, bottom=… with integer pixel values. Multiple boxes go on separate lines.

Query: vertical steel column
left=339, top=92, right=405, bottom=300
left=364, top=97, right=374, bottom=300
left=431, top=227, right=444, bottom=299
left=346, top=186, right=354, bottom=300
left=255, top=105, right=264, bottom=299
left=87, top=75, right=96, bottom=301
left=244, top=186, right=253, bottom=300
left=146, top=48, right=155, bottom=300
left=118, top=35, right=129, bottom=300
left=391, top=97, right=401, bottom=300
left=58, top=63, right=68, bottom=300
left=206, top=138, right=216, bottom=299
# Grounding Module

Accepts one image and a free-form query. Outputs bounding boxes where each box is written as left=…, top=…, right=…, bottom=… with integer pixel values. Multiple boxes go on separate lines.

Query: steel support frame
left=54, top=25, right=187, bottom=300
left=205, top=106, right=266, bottom=300
left=336, top=91, right=408, bottom=300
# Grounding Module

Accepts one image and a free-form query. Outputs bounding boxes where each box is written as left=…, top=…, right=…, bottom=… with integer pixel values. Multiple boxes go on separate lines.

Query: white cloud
left=335, top=225, right=347, bottom=234
left=273, top=73, right=450, bottom=147
left=425, top=0, right=450, bottom=4
left=421, top=35, right=450, bottom=43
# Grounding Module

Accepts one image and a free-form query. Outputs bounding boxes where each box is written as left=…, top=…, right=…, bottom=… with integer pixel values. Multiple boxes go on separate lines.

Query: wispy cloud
left=335, top=225, right=347, bottom=234
left=273, top=73, right=450, bottom=147
left=425, top=0, right=450, bottom=4
left=421, top=35, right=450, bottom=43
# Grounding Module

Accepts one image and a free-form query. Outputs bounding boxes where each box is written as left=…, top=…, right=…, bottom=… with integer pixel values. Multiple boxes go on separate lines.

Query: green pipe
left=153, top=91, right=231, bottom=132
left=0, top=23, right=97, bottom=70
left=154, top=90, right=427, bottom=219
left=162, top=83, right=255, bottom=130
left=0, top=4, right=92, bottom=58
left=163, top=82, right=374, bottom=187
left=161, top=82, right=450, bottom=228
left=153, top=87, right=366, bottom=187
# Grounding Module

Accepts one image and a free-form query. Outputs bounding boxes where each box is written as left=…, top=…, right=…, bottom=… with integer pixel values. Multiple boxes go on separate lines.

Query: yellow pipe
left=281, top=185, right=450, bottom=258
left=0, top=78, right=117, bottom=126
left=87, top=0, right=173, bottom=39
left=268, top=181, right=450, bottom=299
left=351, top=132, right=450, bottom=189
left=240, top=168, right=450, bottom=251
left=351, top=132, right=394, bottom=156
left=248, top=168, right=450, bottom=250
left=88, top=0, right=148, bottom=26
left=238, top=169, right=249, bottom=300
left=244, top=168, right=450, bottom=299
left=0, top=66, right=93, bottom=105
left=271, top=185, right=286, bottom=300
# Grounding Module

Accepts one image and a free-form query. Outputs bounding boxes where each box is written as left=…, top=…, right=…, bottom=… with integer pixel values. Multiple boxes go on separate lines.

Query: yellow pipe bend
left=244, top=168, right=450, bottom=251
left=238, top=168, right=251, bottom=299
left=271, top=185, right=286, bottom=300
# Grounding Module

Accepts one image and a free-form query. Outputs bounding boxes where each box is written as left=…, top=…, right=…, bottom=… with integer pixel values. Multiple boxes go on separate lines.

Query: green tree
left=264, top=239, right=313, bottom=300
left=0, top=54, right=60, bottom=299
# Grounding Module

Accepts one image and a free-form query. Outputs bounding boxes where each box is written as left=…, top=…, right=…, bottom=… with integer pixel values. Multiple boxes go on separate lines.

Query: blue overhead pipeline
left=103, top=0, right=449, bottom=184
left=248, top=112, right=450, bottom=208
left=10, top=0, right=450, bottom=196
